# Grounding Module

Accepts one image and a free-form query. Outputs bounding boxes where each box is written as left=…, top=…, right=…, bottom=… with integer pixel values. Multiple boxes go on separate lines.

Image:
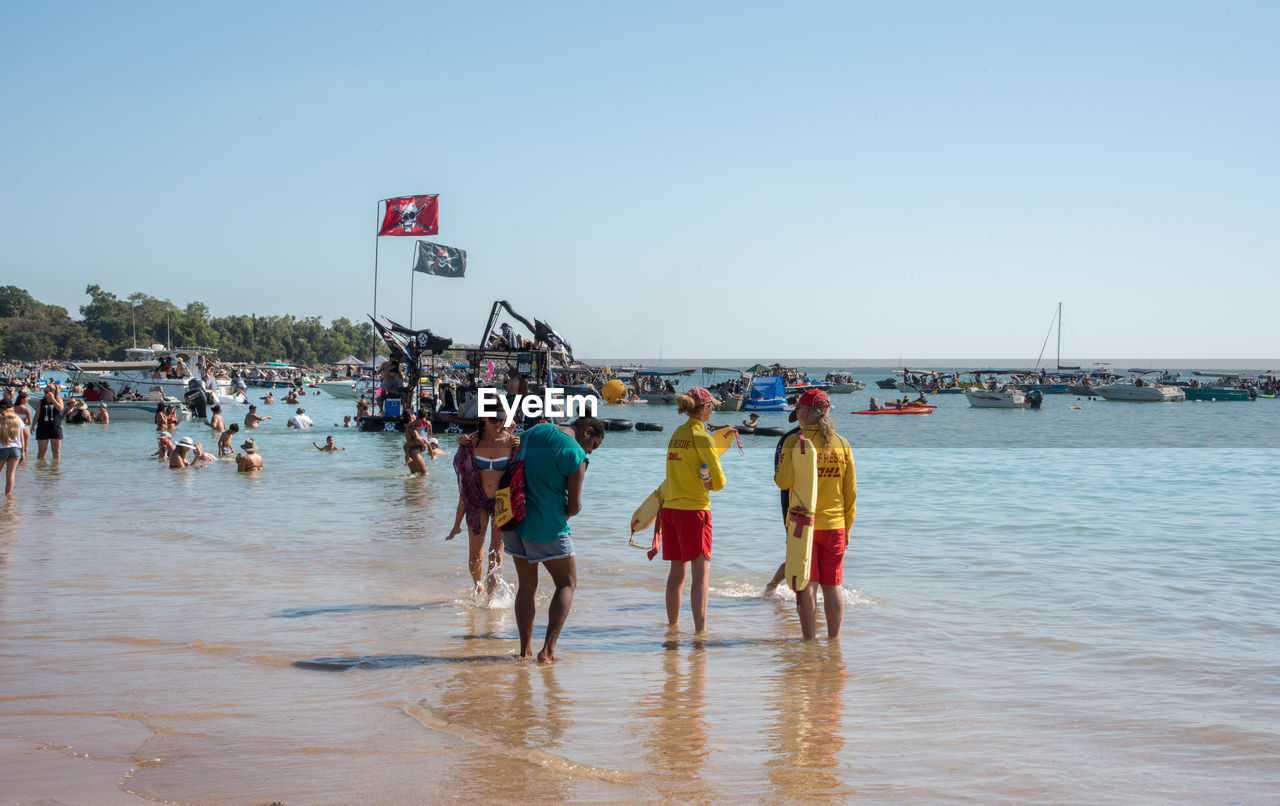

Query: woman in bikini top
left=446, top=413, right=520, bottom=597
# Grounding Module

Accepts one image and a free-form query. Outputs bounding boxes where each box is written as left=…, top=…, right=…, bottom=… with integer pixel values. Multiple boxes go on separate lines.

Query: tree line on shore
left=0, top=285, right=383, bottom=365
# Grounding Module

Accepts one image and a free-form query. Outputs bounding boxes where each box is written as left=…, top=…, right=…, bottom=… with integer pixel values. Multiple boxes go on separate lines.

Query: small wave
left=711, top=581, right=876, bottom=607
left=276, top=601, right=447, bottom=618
left=294, top=654, right=510, bottom=672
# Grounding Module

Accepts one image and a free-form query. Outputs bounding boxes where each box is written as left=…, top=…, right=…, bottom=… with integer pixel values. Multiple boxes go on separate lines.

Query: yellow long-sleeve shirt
left=663, top=418, right=726, bottom=511
left=774, top=425, right=856, bottom=530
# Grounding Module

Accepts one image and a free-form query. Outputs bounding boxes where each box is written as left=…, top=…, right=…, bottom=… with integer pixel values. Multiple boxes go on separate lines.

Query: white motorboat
left=699, top=367, right=750, bottom=411
left=964, top=387, right=1028, bottom=408
left=318, top=380, right=360, bottom=399
left=1094, top=379, right=1186, bottom=402
left=71, top=385, right=191, bottom=421
left=67, top=345, right=230, bottom=400
left=97, top=398, right=192, bottom=421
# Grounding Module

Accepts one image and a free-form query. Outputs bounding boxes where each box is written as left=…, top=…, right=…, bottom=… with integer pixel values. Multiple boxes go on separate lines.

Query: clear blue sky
left=2, top=2, right=1276, bottom=360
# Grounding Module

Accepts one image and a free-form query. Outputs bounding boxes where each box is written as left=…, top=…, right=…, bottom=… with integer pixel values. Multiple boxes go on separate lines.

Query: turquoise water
left=2, top=374, right=1278, bottom=803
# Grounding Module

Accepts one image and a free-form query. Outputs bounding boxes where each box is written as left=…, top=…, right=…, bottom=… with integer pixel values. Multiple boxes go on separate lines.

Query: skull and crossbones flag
left=379, top=195, right=439, bottom=236
left=413, top=241, right=466, bottom=278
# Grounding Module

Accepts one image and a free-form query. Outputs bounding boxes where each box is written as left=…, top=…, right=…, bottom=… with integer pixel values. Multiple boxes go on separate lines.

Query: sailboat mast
left=1056, top=302, right=1062, bottom=368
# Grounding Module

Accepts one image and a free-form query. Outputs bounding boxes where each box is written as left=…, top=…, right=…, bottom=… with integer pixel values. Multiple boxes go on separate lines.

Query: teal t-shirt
left=515, top=423, right=588, bottom=543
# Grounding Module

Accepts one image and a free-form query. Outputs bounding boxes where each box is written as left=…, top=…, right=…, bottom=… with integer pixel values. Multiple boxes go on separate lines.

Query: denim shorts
left=502, top=530, right=574, bottom=563
left=0, top=446, right=21, bottom=461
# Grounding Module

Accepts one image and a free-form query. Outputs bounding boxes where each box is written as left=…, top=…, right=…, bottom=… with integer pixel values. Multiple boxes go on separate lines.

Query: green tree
left=80, top=285, right=133, bottom=355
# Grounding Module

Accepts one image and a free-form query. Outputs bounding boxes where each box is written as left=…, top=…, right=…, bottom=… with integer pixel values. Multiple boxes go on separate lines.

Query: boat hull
left=640, top=393, right=678, bottom=405
left=743, top=398, right=788, bottom=411
left=1182, top=388, right=1251, bottom=401
left=319, top=381, right=360, bottom=399
left=1094, top=384, right=1185, bottom=402
left=95, top=401, right=192, bottom=420
left=964, top=389, right=1028, bottom=408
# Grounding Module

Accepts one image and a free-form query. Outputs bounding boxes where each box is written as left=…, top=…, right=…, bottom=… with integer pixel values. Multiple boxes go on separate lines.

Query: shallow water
left=2, top=377, right=1279, bottom=803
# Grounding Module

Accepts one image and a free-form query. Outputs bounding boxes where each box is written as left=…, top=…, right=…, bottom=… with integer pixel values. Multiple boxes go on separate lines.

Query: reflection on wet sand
left=642, top=638, right=711, bottom=801
left=0, top=497, right=20, bottom=552
left=405, top=604, right=608, bottom=803
left=767, top=641, right=851, bottom=801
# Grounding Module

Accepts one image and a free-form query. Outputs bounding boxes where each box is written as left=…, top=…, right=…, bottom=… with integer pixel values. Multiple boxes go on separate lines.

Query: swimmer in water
left=244, top=405, right=270, bottom=428
left=218, top=423, right=239, bottom=456
left=236, top=438, right=263, bottom=472
left=405, top=421, right=428, bottom=475
left=313, top=436, right=345, bottom=452
left=169, top=436, right=194, bottom=469
left=426, top=437, right=448, bottom=460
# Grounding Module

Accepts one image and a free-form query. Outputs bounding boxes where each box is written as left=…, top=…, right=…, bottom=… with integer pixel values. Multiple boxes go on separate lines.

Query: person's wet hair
left=574, top=416, right=606, bottom=442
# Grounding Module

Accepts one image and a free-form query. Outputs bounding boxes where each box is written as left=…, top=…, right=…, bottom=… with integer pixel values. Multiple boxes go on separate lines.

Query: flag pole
left=372, top=200, right=382, bottom=324
left=410, top=267, right=415, bottom=330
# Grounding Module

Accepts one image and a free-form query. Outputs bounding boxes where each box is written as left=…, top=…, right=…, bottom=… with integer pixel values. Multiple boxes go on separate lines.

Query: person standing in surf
left=503, top=416, right=604, bottom=663
left=34, top=383, right=64, bottom=459
left=662, top=387, right=727, bottom=635
left=0, top=401, right=23, bottom=496
left=773, top=389, right=856, bottom=640
left=446, top=413, right=520, bottom=597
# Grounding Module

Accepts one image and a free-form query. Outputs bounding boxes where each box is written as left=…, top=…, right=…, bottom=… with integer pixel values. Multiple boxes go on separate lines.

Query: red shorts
left=660, top=508, right=713, bottom=563
left=810, top=528, right=848, bottom=586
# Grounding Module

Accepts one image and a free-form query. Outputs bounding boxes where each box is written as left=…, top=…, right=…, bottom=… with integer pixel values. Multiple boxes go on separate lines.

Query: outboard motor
left=184, top=377, right=209, bottom=420
left=1027, top=389, right=1044, bottom=410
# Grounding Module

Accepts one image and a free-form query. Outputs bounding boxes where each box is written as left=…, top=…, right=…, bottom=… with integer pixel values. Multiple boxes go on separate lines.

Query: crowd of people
left=1, top=362, right=860, bottom=659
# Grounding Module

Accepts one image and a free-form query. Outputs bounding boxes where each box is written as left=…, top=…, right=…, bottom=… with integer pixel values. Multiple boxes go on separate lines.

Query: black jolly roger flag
left=413, top=240, right=466, bottom=278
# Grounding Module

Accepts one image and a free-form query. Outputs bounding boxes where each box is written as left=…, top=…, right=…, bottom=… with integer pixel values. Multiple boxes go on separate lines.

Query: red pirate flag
left=379, top=195, right=439, bottom=236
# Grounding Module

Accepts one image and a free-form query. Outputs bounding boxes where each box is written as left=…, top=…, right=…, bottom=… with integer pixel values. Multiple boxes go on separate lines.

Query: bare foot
left=536, top=648, right=555, bottom=664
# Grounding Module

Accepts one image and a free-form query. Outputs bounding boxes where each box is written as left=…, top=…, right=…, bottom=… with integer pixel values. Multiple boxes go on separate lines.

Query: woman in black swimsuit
left=35, top=384, right=64, bottom=459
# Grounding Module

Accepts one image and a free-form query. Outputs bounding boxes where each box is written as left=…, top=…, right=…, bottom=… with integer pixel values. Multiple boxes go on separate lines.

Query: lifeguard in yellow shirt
left=661, top=387, right=727, bottom=634
left=774, top=388, right=856, bottom=640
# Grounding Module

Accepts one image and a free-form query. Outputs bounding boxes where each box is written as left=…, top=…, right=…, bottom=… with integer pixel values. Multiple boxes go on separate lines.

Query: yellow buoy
left=601, top=379, right=628, bottom=404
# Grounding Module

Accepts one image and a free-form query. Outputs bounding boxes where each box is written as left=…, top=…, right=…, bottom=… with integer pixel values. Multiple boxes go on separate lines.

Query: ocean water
left=2, top=375, right=1278, bottom=804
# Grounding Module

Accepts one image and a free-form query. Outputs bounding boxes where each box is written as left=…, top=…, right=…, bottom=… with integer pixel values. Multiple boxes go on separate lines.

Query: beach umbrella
left=335, top=355, right=364, bottom=366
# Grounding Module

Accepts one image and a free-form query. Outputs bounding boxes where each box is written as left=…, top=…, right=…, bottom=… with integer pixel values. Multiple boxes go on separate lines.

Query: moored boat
left=67, top=345, right=228, bottom=400
left=964, top=387, right=1029, bottom=408
left=1094, top=376, right=1186, bottom=402
left=319, top=380, right=360, bottom=399
left=743, top=375, right=789, bottom=411
left=1181, top=387, right=1252, bottom=401
left=822, top=372, right=864, bottom=393
left=700, top=367, right=750, bottom=411
left=97, top=398, right=192, bottom=421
